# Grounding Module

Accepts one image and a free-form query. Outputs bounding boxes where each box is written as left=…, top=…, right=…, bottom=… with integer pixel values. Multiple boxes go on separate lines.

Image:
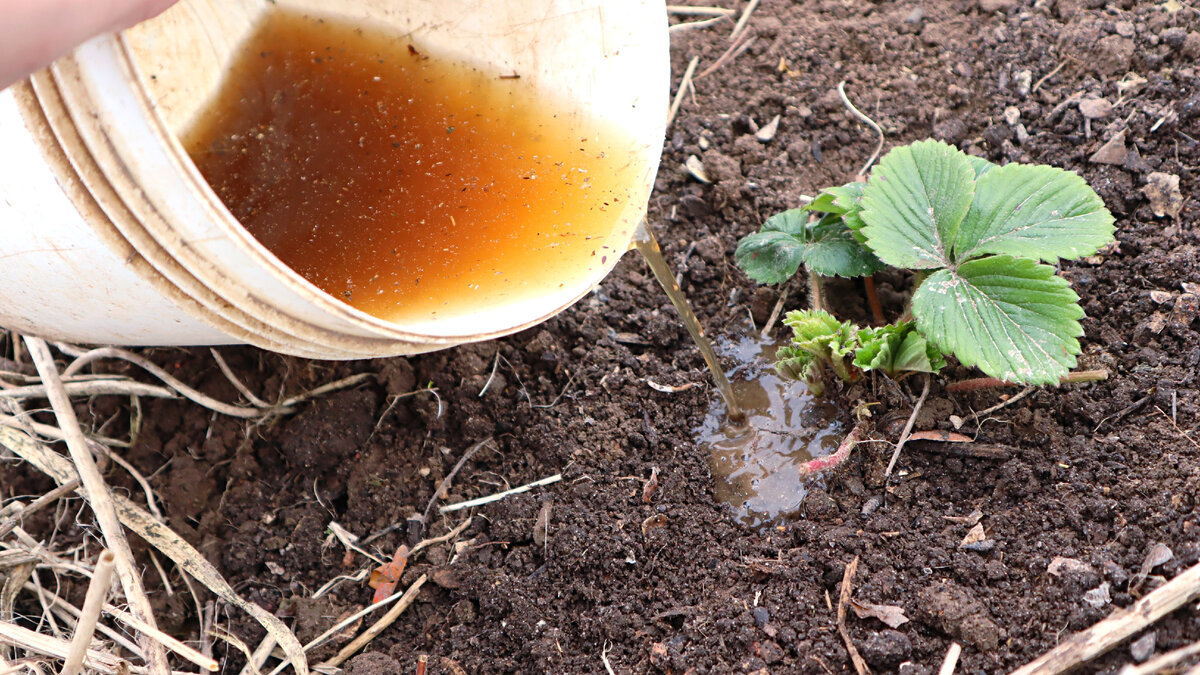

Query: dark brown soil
left=4, top=0, right=1200, bottom=673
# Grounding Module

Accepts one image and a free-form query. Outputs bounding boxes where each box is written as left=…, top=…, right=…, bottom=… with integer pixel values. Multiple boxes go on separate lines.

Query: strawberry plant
left=741, top=139, right=1115, bottom=389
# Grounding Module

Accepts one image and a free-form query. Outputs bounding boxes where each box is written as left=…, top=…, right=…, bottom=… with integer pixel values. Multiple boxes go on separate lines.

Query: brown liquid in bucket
left=184, top=10, right=641, bottom=324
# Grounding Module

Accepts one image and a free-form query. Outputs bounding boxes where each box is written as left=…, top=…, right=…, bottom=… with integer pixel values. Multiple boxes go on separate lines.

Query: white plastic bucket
left=0, top=0, right=667, bottom=358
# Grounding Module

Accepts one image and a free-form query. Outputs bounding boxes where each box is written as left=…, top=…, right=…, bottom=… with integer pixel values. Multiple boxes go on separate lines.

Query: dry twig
left=60, top=550, right=114, bottom=675
left=666, top=56, right=700, bottom=130
left=439, top=474, right=563, bottom=513
left=938, top=643, right=962, bottom=675
left=1119, top=639, right=1200, bottom=675
left=728, top=0, right=761, bottom=41
left=697, top=33, right=756, bottom=79
left=1012, top=560, right=1200, bottom=675
left=884, top=375, right=931, bottom=480
left=318, top=574, right=428, bottom=669
left=0, top=425, right=310, bottom=675
left=836, top=556, right=871, bottom=675
left=24, top=337, right=171, bottom=673
left=836, top=81, right=886, bottom=178
left=422, top=438, right=493, bottom=526
left=666, top=5, right=735, bottom=16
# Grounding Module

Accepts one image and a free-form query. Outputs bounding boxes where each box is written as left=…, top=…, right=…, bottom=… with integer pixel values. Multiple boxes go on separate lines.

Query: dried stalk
left=1012, top=560, right=1200, bottom=675
left=0, top=426, right=309, bottom=675
left=23, top=337, right=171, bottom=673
left=836, top=557, right=871, bottom=675
left=60, top=550, right=115, bottom=675
left=884, top=375, right=931, bottom=479
left=318, top=575, right=428, bottom=669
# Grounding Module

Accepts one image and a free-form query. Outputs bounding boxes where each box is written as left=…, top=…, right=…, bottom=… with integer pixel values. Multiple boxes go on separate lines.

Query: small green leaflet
left=735, top=209, right=808, bottom=284
left=855, top=322, right=946, bottom=378
left=912, top=255, right=1084, bottom=384
left=735, top=209, right=884, bottom=282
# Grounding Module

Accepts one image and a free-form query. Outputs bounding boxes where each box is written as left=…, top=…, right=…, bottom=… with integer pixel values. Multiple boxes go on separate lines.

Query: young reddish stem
left=864, top=274, right=885, bottom=326
left=946, top=369, right=1109, bottom=393
left=799, top=420, right=868, bottom=478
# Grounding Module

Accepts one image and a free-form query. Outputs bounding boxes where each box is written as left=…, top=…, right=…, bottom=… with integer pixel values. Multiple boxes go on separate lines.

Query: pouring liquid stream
left=632, top=221, right=745, bottom=425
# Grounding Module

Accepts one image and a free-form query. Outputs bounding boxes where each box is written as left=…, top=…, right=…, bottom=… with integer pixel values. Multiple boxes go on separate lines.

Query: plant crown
left=742, top=139, right=1115, bottom=387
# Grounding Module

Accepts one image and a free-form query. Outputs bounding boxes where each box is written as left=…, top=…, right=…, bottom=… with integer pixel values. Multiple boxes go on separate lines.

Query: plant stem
left=808, top=269, right=825, bottom=312
left=899, top=270, right=929, bottom=323
left=946, top=369, right=1109, bottom=393
left=798, top=420, right=867, bottom=477
left=863, top=274, right=885, bottom=325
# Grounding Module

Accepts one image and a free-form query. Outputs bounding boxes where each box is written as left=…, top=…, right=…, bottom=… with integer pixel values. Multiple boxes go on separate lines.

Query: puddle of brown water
left=699, top=335, right=843, bottom=529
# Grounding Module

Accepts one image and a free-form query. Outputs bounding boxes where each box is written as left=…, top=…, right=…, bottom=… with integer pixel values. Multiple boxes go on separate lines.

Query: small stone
left=933, top=117, right=969, bottom=145
left=1175, top=294, right=1199, bottom=324
left=344, top=652, right=402, bottom=675
left=1015, top=69, right=1033, bottom=97
left=978, top=0, right=1018, bottom=11
left=1094, top=35, right=1135, bottom=75
left=1114, top=20, right=1136, bottom=37
left=1089, top=130, right=1128, bottom=165
left=1015, top=123, right=1031, bottom=145
left=1184, top=32, right=1200, bottom=59
left=1003, top=106, right=1021, bottom=126
left=1130, top=632, right=1156, bottom=662
left=982, top=124, right=1012, bottom=148
left=860, top=630, right=913, bottom=669
left=1079, top=98, right=1113, bottom=119
left=752, top=606, right=770, bottom=628
left=700, top=150, right=742, bottom=182
left=917, top=582, right=1004, bottom=651
left=698, top=135, right=711, bottom=150
left=1161, top=27, right=1188, bottom=49
left=905, top=7, right=925, bottom=23
left=649, top=642, right=669, bottom=669
left=758, top=640, right=784, bottom=664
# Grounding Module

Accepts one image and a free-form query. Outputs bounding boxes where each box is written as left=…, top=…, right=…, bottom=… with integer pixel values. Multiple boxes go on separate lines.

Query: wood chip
left=959, top=523, right=987, bottom=549
left=1141, top=172, right=1183, bottom=219
left=685, top=155, right=710, bottom=183
left=849, top=599, right=909, bottom=629
left=1090, top=130, right=1128, bottom=165
left=755, top=114, right=781, bottom=142
left=646, top=379, right=701, bottom=393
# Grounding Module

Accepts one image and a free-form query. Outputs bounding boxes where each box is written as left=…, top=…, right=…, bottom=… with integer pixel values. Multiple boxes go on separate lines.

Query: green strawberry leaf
left=734, top=209, right=807, bottom=284
left=860, top=140, right=977, bottom=269
left=802, top=216, right=886, bottom=278
left=735, top=208, right=883, bottom=282
left=952, top=163, right=1115, bottom=264
left=803, top=192, right=841, bottom=214
left=855, top=322, right=946, bottom=378
left=966, top=155, right=998, bottom=178
left=803, top=182, right=865, bottom=215
left=911, top=255, right=1085, bottom=384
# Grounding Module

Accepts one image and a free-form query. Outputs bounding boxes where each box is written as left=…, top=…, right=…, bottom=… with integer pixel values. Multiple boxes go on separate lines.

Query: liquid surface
left=700, top=336, right=842, bottom=529
left=185, top=10, right=640, bottom=324
left=633, top=223, right=743, bottom=423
